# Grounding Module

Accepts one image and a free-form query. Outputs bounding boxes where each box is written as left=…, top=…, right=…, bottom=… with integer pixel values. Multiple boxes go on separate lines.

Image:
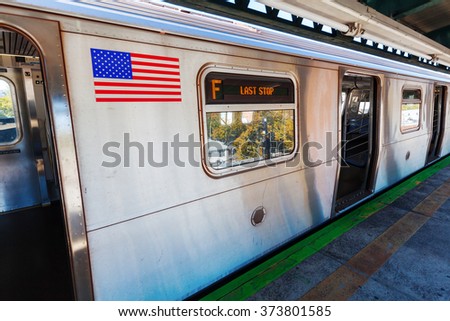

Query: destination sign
left=205, top=72, right=294, bottom=104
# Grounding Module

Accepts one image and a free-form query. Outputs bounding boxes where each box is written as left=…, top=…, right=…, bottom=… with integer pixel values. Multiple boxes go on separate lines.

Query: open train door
left=426, top=85, right=447, bottom=164
left=334, top=73, right=379, bottom=213
left=0, top=12, right=92, bottom=300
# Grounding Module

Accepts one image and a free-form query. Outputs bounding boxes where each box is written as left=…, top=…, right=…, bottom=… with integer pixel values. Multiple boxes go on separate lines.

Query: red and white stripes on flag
left=91, top=48, right=182, bottom=103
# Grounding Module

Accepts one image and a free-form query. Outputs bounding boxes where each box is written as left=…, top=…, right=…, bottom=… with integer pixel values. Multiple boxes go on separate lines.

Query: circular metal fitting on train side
left=251, top=206, right=266, bottom=226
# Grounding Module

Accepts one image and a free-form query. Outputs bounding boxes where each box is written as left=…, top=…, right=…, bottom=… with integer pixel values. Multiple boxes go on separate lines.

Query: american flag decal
left=90, top=48, right=182, bottom=103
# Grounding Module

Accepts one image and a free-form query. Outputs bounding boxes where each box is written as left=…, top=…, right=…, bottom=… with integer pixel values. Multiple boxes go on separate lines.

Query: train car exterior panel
left=375, top=137, right=431, bottom=190
left=61, top=23, right=339, bottom=299
left=87, top=163, right=336, bottom=300
left=297, top=65, right=339, bottom=168
left=381, top=78, right=431, bottom=145
left=374, top=78, right=433, bottom=191
left=61, top=30, right=338, bottom=227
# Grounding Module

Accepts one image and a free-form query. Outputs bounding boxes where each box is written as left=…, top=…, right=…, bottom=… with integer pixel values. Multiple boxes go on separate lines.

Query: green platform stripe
left=200, top=155, right=450, bottom=301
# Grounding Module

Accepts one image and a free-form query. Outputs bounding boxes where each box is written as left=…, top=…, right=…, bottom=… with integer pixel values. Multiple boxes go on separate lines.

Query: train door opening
left=0, top=27, right=74, bottom=299
left=335, top=74, right=378, bottom=213
left=426, top=86, right=447, bottom=164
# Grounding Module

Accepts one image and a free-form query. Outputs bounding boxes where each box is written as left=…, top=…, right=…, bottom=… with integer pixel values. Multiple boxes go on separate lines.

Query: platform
left=200, top=156, right=450, bottom=301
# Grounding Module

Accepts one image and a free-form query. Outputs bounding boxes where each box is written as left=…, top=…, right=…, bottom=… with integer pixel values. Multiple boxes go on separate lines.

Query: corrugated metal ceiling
left=0, top=29, right=38, bottom=57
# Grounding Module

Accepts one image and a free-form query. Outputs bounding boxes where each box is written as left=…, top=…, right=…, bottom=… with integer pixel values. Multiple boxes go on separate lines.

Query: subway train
left=0, top=1, right=449, bottom=300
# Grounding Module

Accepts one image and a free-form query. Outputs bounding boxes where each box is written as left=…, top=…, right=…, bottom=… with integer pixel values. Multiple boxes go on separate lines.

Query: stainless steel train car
left=1, top=0, right=449, bottom=300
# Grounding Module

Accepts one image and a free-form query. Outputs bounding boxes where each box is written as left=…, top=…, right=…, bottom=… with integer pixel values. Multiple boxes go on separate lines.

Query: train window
left=401, top=88, right=421, bottom=133
left=201, top=69, right=297, bottom=176
left=0, top=78, right=20, bottom=145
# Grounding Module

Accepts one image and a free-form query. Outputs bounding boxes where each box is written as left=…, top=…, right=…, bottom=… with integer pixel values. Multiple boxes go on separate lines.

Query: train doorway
left=426, top=85, right=447, bottom=164
left=335, top=74, right=378, bottom=213
left=0, top=27, right=74, bottom=299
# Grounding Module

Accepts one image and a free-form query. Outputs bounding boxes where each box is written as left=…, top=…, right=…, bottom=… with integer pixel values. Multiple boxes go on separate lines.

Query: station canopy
left=165, top=0, right=450, bottom=71
left=362, top=0, right=450, bottom=50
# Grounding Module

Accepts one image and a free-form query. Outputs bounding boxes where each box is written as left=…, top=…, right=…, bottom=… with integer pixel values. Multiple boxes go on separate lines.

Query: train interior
left=0, top=27, right=73, bottom=299
left=335, top=75, right=448, bottom=213
left=335, top=74, right=377, bottom=212
left=427, top=85, right=447, bottom=164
